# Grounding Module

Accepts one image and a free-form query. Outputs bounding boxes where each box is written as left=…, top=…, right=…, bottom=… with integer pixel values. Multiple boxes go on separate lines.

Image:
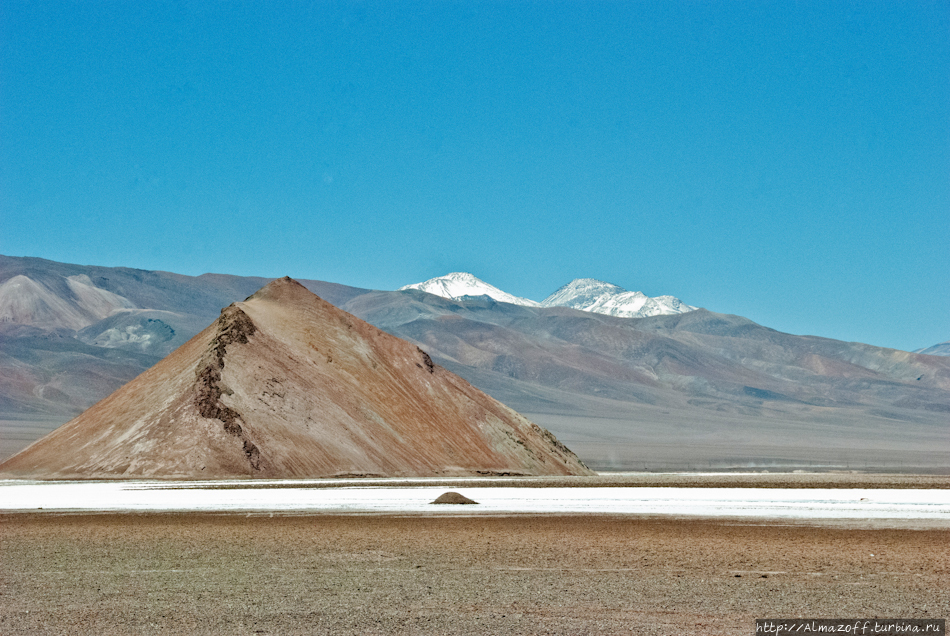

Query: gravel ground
left=2, top=512, right=947, bottom=635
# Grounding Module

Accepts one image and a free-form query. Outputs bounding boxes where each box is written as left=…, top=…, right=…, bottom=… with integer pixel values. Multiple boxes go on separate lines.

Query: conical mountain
left=0, top=277, right=591, bottom=479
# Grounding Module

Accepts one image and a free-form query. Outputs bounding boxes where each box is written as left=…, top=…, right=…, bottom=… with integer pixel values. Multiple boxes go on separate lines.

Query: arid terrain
left=3, top=255, right=948, bottom=471
left=2, top=512, right=947, bottom=635
left=2, top=473, right=948, bottom=635
left=1, top=258, right=947, bottom=633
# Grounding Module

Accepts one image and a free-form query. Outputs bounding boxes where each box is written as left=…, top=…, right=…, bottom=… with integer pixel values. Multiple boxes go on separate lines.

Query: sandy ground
left=2, top=512, right=947, bottom=635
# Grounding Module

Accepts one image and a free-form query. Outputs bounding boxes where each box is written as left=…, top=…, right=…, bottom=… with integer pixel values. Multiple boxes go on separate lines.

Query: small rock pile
left=431, top=492, right=478, bottom=505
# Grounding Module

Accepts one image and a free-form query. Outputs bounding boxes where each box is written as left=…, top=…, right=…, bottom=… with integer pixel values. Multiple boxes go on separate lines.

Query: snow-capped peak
left=540, top=278, right=630, bottom=309
left=541, top=278, right=696, bottom=318
left=398, top=272, right=540, bottom=307
left=399, top=274, right=696, bottom=318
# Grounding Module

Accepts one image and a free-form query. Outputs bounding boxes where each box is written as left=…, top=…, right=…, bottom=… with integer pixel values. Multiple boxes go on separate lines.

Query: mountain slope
left=0, top=274, right=136, bottom=330
left=346, top=291, right=950, bottom=470
left=0, top=278, right=590, bottom=479
left=352, top=293, right=950, bottom=411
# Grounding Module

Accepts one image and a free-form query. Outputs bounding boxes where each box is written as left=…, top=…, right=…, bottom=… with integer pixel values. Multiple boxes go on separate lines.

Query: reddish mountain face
left=0, top=278, right=591, bottom=479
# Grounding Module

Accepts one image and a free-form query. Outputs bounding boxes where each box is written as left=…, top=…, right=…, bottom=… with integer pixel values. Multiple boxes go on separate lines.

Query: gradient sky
left=2, top=1, right=948, bottom=352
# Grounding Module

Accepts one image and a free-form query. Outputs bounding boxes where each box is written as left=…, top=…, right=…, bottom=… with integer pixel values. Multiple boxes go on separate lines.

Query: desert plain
left=2, top=474, right=948, bottom=636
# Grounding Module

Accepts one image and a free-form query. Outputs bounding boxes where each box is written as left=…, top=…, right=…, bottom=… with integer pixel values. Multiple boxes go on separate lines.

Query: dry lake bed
left=2, top=473, right=948, bottom=635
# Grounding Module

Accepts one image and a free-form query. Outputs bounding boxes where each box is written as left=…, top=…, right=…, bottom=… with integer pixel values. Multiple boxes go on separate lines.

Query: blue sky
left=2, top=1, right=947, bottom=351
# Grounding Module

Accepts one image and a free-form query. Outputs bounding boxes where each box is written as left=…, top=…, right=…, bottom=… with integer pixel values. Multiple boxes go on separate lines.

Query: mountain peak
left=540, top=278, right=694, bottom=318
left=247, top=276, right=311, bottom=302
left=543, top=278, right=626, bottom=301
left=442, top=272, right=480, bottom=282
left=399, top=273, right=540, bottom=307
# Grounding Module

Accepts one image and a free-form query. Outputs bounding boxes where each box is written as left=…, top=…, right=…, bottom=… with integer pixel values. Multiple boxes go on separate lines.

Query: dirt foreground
left=2, top=513, right=947, bottom=635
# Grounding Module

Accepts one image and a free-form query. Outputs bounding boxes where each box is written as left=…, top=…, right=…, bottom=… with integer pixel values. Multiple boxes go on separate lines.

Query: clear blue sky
left=2, top=1, right=947, bottom=351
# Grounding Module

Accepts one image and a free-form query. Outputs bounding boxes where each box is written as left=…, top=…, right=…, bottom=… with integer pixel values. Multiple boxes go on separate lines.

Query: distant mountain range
left=399, top=272, right=696, bottom=318
left=2, top=255, right=948, bottom=471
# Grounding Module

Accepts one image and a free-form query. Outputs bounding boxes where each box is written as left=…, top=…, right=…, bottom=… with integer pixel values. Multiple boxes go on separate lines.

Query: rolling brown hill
left=0, top=278, right=591, bottom=478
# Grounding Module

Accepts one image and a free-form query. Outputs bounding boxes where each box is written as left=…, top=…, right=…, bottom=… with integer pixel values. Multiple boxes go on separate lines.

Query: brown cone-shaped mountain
left=0, top=277, right=592, bottom=479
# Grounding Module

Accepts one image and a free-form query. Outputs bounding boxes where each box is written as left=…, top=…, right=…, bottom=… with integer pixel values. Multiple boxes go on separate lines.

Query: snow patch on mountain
left=399, top=274, right=696, bottom=318
left=399, top=273, right=540, bottom=307
left=540, top=278, right=696, bottom=318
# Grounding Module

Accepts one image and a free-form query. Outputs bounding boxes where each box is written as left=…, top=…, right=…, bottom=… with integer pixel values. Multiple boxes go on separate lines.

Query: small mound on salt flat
left=431, top=492, right=478, bottom=505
